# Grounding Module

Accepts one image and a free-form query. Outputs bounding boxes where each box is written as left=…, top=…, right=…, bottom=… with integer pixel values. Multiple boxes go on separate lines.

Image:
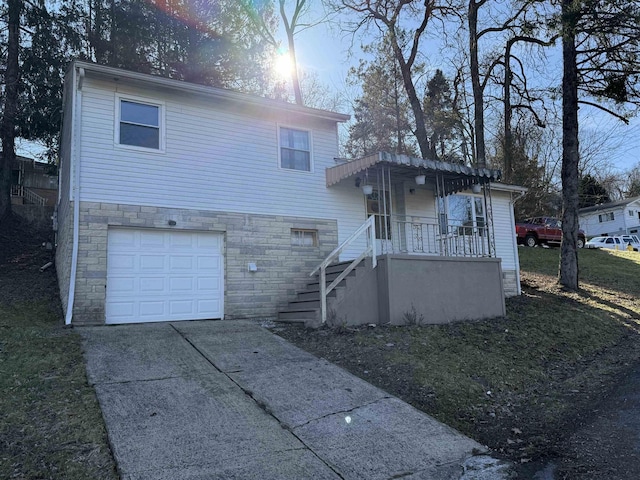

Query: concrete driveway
left=80, top=320, right=510, bottom=479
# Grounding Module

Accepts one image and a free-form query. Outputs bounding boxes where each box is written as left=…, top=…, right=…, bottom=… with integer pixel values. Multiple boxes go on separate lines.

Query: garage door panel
left=106, top=229, right=224, bottom=324
left=197, top=235, right=221, bottom=249
left=169, top=256, right=194, bottom=271
left=197, top=277, right=220, bottom=291
left=139, top=277, right=165, bottom=293
left=198, top=299, right=220, bottom=314
left=140, top=231, right=166, bottom=247
left=109, top=277, right=136, bottom=292
left=108, top=301, right=135, bottom=318
left=170, top=235, right=194, bottom=248
left=139, top=300, right=165, bottom=317
left=109, top=254, right=136, bottom=271
left=110, top=230, right=136, bottom=246
left=141, top=255, right=166, bottom=270
left=169, top=277, right=193, bottom=292
left=197, top=256, right=220, bottom=270
left=169, top=300, right=195, bottom=315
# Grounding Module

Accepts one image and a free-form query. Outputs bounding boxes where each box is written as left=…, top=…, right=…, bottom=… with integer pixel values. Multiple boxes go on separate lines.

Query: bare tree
left=558, top=0, right=640, bottom=290
left=501, top=34, right=554, bottom=183
left=466, top=0, right=537, bottom=168
left=625, top=163, right=640, bottom=197
left=326, top=0, right=450, bottom=159
left=0, top=0, right=21, bottom=221
left=243, top=0, right=319, bottom=105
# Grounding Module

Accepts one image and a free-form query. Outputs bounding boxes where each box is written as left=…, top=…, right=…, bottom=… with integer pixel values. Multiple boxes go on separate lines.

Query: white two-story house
left=579, top=196, right=640, bottom=237
left=56, top=61, right=525, bottom=327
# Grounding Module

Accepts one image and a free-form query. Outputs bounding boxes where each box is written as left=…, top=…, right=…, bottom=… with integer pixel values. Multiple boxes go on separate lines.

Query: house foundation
left=56, top=201, right=338, bottom=325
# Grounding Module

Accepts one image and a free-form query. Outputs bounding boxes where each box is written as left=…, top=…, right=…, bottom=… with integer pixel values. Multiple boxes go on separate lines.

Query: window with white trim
left=448, top=195, right=486, bottom=236
left=280, top=127, right=311, bottom=171
left=118, top=99, right=161, bottom=149
left=598, top=212, right=614, bottom=222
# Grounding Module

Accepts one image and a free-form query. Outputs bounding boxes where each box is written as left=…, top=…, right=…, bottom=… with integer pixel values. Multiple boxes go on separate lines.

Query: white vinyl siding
left=579, top=208, right=631, bottom=236
left=76, top=77, right=364, bottom=260
left=489, top=192, right=519, bottom=272
left=404, top=184, right=437, bottom=219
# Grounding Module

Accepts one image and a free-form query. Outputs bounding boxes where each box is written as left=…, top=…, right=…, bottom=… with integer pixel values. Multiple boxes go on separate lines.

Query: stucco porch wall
left=376, top=255, right=506, bottom=325
left=63, top=201, right=337, bottom=325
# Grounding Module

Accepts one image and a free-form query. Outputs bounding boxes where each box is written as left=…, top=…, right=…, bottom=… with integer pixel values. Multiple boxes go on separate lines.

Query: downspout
left=65, top=66, right=84, bottom=326
left=509, top=189, right=526, bottom=295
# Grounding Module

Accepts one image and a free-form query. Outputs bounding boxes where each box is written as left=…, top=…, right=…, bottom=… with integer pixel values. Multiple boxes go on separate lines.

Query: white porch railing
left=24, top=188, right=47, bottom=206
left=310, top=215, right=377, bottom=324
left=10, top=185, right=24, bottom=197
left=388, top=215, right=491, bottom=258
left=10, top=185, right=47, bottom=206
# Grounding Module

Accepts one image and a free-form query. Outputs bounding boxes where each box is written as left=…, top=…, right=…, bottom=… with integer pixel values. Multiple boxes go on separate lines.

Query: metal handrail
left=391, top=216, right=491, bottom=258
left=310, top=215, right=377, bottom=324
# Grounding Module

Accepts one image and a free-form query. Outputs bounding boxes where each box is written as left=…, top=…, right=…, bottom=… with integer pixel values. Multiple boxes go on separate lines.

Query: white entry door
left=106, top=228, right=224, bottom=324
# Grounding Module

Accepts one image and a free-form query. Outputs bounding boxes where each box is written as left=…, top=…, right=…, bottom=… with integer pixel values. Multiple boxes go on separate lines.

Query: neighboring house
left=56, top=61, right=526, bottom=327
left=6, top=154, right=58, bottom=206
left=578, top=196, right=640, bottom=237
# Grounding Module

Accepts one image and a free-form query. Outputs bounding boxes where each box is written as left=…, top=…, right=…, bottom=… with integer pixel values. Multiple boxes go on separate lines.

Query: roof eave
left=71, top=61, right=351, bottom=123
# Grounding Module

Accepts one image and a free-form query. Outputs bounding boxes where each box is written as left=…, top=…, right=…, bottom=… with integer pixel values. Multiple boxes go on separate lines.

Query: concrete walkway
left=80, top=320, right=511, bottom=479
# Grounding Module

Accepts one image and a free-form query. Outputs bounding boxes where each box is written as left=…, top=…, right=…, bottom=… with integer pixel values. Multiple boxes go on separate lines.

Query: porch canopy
left=326, top=151, right=501, bottom=196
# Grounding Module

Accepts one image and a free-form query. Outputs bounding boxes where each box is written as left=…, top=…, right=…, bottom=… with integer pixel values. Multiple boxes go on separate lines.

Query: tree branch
left=577, top=100, right=631, bottom=124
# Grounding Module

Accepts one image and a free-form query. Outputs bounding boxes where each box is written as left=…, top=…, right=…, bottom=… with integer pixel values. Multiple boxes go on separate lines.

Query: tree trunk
left=286, top=27, right=303, bottom=105
left=389, top=35, right=430, bottom=159
left=469, top=0, right=486, bottom=168
left=503, top=39, right=514, bottom=183
left=559, top=0, right=580, bottom=290
left=0, top=0, right=21, bottom=222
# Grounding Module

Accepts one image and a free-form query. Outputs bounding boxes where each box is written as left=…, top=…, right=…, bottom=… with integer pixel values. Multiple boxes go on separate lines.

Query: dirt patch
left=0, top=214, right=118, bottom=480
left=274, top=273, right=640, bottom=478
left=0, top=213, right=58, bottom=307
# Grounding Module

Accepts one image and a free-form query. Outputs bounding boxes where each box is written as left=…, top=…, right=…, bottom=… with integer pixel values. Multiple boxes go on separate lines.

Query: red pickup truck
left=516, top=217, right=586, bottom=248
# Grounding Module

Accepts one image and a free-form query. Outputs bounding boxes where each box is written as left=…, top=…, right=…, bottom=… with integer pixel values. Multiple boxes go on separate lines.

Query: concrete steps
left=277, top=261, right=356, bottom=325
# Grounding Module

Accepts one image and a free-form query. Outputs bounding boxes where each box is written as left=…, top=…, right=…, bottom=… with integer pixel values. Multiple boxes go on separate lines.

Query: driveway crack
left=169, top=324, right=346, bottom=479
left=291, top=395, right=393, bottom=430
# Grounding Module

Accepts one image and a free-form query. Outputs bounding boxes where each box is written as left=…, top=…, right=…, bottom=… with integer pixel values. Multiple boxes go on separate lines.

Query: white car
left=586, top=235, right=639, bottom=251
left=621, top=234, right=640, bottom=250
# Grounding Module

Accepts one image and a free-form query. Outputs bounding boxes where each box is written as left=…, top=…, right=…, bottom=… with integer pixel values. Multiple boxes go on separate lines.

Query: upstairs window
left=598, top=212, right=614, bottom=223
left=118, top=99, right=161, bottom=150
left=280, top=127, right=311, bottom=171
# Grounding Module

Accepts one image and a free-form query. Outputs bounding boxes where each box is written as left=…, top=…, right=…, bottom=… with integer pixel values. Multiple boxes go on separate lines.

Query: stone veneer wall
left=502, top=270, right=519, bottom=297
left=69, top=202, right=338, bottom=325
left=55, top=202, right=74, bottom=318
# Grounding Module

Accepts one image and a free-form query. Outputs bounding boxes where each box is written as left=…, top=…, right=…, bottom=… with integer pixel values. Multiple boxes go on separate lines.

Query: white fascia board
left=71, top=61, right=350, bottom=124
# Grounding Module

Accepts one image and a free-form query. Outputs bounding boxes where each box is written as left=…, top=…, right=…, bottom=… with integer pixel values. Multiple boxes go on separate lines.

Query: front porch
left=328, top=152, right=501, bottom=260
left=278, top=152, right=509, bottom=327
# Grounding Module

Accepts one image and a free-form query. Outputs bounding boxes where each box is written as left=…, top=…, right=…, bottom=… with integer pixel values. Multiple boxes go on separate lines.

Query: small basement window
left=291, top=229, right=318, bottom=247
left=118, top=99, right=161, bottom=150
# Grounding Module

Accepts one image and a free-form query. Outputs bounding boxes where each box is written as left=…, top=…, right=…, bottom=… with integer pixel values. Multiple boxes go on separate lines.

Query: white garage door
left=106, top=228, right=224, bottom=324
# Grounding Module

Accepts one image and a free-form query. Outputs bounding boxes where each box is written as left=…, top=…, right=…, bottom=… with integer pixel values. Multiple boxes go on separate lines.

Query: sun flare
left=273, top=52, right=294, bottom=80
